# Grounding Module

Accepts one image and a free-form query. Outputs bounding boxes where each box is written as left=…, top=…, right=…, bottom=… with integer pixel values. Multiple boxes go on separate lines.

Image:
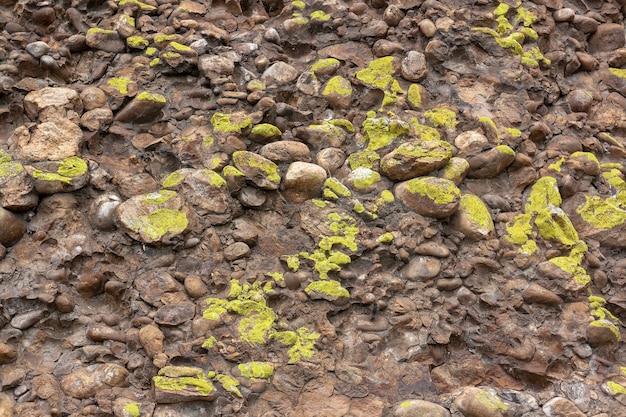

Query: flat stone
left=262, top=61, right=299, bottom=84
left=198, top=55, right=235, bottom=79
left=588, top=23, right=625, bottom=53
left=522, top=283, right=563, bottom=305
left=14, top=118, right=83, bottom=162
left=381, top=139, right=452, bottom=181
left=61, top=363, right=129, bottom=399
left=318, top=42, right=374, bottom=68
left=401, top=256, right=441, bottom=281
left=80, top=86, right=107, bottom=111
left=224, top=241, right=251, bottom=261
left=10, top=309, right=45, bottom=330
left=454, top=130, right=489, bottom=156
left=316, top=148, right=345, bottom=174
left=155, top=302, right=196, bottom=326
left=259, top=140, right=312, bottom=163
left=23, top=87, right=82, bottom=121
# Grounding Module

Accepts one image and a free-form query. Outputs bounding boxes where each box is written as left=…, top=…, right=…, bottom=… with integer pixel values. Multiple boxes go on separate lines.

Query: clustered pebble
left=1, top=0, right=626, bottom=416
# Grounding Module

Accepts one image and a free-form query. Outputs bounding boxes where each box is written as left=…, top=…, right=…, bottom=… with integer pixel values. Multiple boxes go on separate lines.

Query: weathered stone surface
left=115, top=91, right=167, bottom=123
left=467, top=146, right=516, bottom=179
left=0, top=393, right=14, bottom=417
left=139, top=324, right=165, bottom=358
left=61, top=363, right=129, bottom=399
left=394, top=399, right=450, bottom=417
left=588, top=24, right=626, bottom=54
left=395, top=177, right=461, bottom=218
left=401, top=256, right=441, bottom=281
left=283, top=161, right=328, bottom=202
left=430, top=355, right=486, bottom=393
left=454, top=387, right=509, bottom=417
left=401, top=51, right=428, bottom=82
left=13, top=118, right=83, bottom=162
left=450, top=194, right=494, bottom=240
left=322, top=76, right=353, bottom=108
left=262, top=61, right=299, bottom=84
left=381, top=139, right=453, bottom=181
left=155, top=302, right=195, bottom=326
left=260, top=141, right=311, bottom=163
left=0, top=342, right=16, bottom=364
left=153, top=366, right=217, bottom=403
left=80, top=107, right=113, bottom=131
left=522, top=283, right=563, bottom=305
left=0, top=207, right=25, bottom=246
left=23, top=87, right=82, bottom=121
left=28, top=157, right=90, bottom=195
left=542, top=397, right=586, bottom=417
left=85, top=28, right=125, bottom=53
left=232, top=151, right=282, bottom=190
left=454, top=131, right=489, bottom=156
left=198, top=55, right=235, bottom=79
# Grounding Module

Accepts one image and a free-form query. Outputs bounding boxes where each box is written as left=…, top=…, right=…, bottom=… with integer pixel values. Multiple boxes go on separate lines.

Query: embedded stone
left=394, top=399, right=451, bottom=417
left=395, top=177, right=461, bottom=218
left=115, top=91, right=167, bottom=123
left=450, top=194, right=494, bottom=240
left=401, top=51, right=427, bottom=82
left=283, top=161, right=328, bottom=203
left=61, top=363, right=129, bottom=399
left=380, top=139, right=453, bottom=181
left=85, top=28, right=125, bottom=53
left=23, top=87, right=82, bottom=121
left=13, top=118, right=83, bottom=162
left=316, top=148, right=345, bottom=174
left=223, top=241, right=251, bottom=261
left=454, top=387, right=510, bottom=417
left=322, top=76, right=353, bottom=108
left=439, top=157, right=470, bottom=185
left=542, top=397, right=586, bottom=417
left=80, top=86, right=107, bottom=111
left=467, top=146, right=516, bottom=178
left=80, top=107, right=113, bottom=131
left=0, top=342, right=16, bottom=364
left=28, top=157, right=90, bottom=195
left=401, top=256, right=441, bottom=281
left=454, top=130, right=489, bottom=155
left=139, top=324, right=165, bottom=359
left=232, top=150, right=282, bottom=190
left=566, top=90, right=593, bottom=113
left=0, top=207, right=26, bottom=246
left=155, top=302, right=195, bottom=326
left=0, top=154, right=38, bottom=210
left=153, top=367, right=217, bottom=403
left=522, top=283, right=563, bottom=305
left=259, top=141, right=312, bottom=163
left=262, top=61, right=299, bottom=84
left=588, top=23, right=625, bottom=54
left=198, top=55, right=235, bottom=79
left=249, top=123, right=282, bottom=143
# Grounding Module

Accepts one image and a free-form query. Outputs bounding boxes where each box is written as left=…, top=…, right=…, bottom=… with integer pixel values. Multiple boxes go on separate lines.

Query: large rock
left=394, top=399, right=450, bottom=417
left=450, top=194, right=494, bottom=240
left=563, top=193, right=626, bottom=247
left=153, top=366, right=218, bottom=403
left=259, top=141, right=312, bottom=163
left=380, top=139, right=452, bottom=181
left=28, top=156, right=90, bottom=195
left=467, top=145, right=516, bottom=178
left=395, top=177, right=461, bottom=218
left=0, top=207, right=26, bottom=246
left=12, top=118, right=83, bottom=162
left=61, top=363, right=129, bottom=399
left=0, top=152, right=38, bottom=210
left=23, top=87, right=82, bottom=121
left=588, top=24, right=626, bottom=54
left=232, top=151, right=282, bottom=190
left=262, top=61, right=299, bottom=84
left=542, top=397, right=586, bottom=417
left=115, top=91, right=167, bottom=123
left=283, top=161, right=328, bottom=202
left=453, top=387, right=510, bottom=417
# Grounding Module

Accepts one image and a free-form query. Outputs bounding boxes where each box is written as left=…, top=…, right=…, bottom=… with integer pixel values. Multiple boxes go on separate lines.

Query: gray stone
left=401, top=51, right=428, bottom=82
left=283, top=161, right=328, bottom=203
left=262, top=61, right=299, bottom=84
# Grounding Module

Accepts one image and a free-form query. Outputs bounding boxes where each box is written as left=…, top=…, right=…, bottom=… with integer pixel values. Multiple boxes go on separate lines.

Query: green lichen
left=496, top=15, right=513, bottom=34
left=590, top=320, right=621, bottom=341
left=153, top=375, right=214, bottom=396
left=154, top=33, right=177, bottom=43
left=130, top=208, right=188, bottom=240
left=424, top=108, right=458, bottom=130
left=479, top=116, right=499, bottom=141
left=348, top=149, right=380, bottom=170
left=233, top=151, right=281, bottom=184
left=149, top=58, right=160, bottom=67
left=275, top=327, right=320, bottom=364
left=441, top=157, right=470, bottom=183
left=577, top=195, right=626, bottom=229
left=310, top=10, right=331, bottom=21
left=494, top=3, right=510, bottom=16
left=351, top=167, right=381, bottom=189
left=571, top=151, right=599, bottom=167
left=247, top=79, right=266, bottom=91
left=385, top=140, right=453, bottom=167
left=548, top=156, right=566, bottom=172
left=311, top=58, right=340, bottom=73
left=32, top=170, right=72, bottom=184
left=324, top=178, right=352, bottom=197
left=400, top=401, right=412, bottom=408
left=515, top=5, right=537, bottom=27
left=0, top=161, right=22, bottom=177
left=287, top=254, right=300, bottom=271
left=549, top=242, right=591, bottom=286
left=407, top=84, right=421, bottom=107
left=609, top=67, right=626, bottom=79
left=355, top=56, right=405, bottom=108
left=203, top=298, right=229, bottom=321
left=137, top=91, right=166, bottom=103
left=126, top=36, right=149, bottom=48
left=211, top=112, right=253, bottom=133
left=144, top=189, right=176, bottom=204
left=87, top=27, right=117, bottom=35
left=145, top=47, right=157, bottom=56
left=170, top=41, right=191, bottom=51
left=353, top=201, right=365, bottom=213
left=290, top=15, right=309, bottom=25
left=161, top=51, right=181, bottom=60
left=406, top=177, right=461, bottom=205
left=305, top=279, right=350, bottom=298
left=222, top=165, right=245, bottom=177
left=377, top=232, right=394, bottom=243
left=226, top=281, right=278, bottom=344
left=238, top=362, right=275, bottom=379
left=496, top=144, right=516, bottom=156
left=312, top=199, right=327, bottom=208
left=0, top=149, right=11, bottom=164
left=329, top=119, right=355, bottom=133
left=607, top=381, right=626, bottom=395
left=202, top=169, right=226, bottom=187
left=292, top=0, right=306, bottom=9
left=520, top=27, right=538, bottom=41
left=163, top=170, right=186, bottom=188
left=477, top=391, right=508, bottom=410
left=251, top=123, right=281, bottom=138
left=119, top=0, right=156, bottom=10
left=58, top=156, right=88, bottom=177
left=504, top=127, right=522, bottom=137
left=410, top=118, right=441, bottom=141
left=362, top=116, right=410, bottom=151
left=323, top=75, right=352, bottom=97
left=459, top=194, right=494, bottom=233
left=202, top=336, right=217, bottom=349
left=216, top=374, right=242, bottom=397
left=380, top=189, right=394, bottom=203
left=124, top=403, right=141, bottom=417
left=107, top=77, right=133, bottom=95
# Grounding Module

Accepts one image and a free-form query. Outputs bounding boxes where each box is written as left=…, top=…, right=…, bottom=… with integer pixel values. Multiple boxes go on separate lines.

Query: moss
left=351, top=167, right=381, bottom=189
left=323, top=75, right=352, bottom=97
left=238, top=362, right=275, bottom=379
left=324, top=178, right=352, bottom=197
left=311, top=58, right=340, bottom=73
left=222, top=165, right=245, bottom=177
left=216, top=374, right=242, bottom=397
left=407, top=84, right=421, bottom=107
left=107, top=77, right=133, bottom=95
left=377, top=232, right=394, bottom=243
left=233, top=151, right=281, bottom=184
left=202, top=336, right=217, bottom=349
left=310, top=10, right=331, bottom=21
left=153, top=376, right=214, bottom=396
left=137, top=91, right=166, bottom=103
left=32, top=170, right=72, bottom=184
left=312, top=199, right=327, bottom=208
left=124, top=403, right=141, bottom=417
left=119, top=0, right=156, bottom=10
left=477, top=391, right=508, bottom=411
left=143, top=189, right=176, bottom=204
left=130, top=208, right=188, bottom=240
left=607, top=381, right=626, bottom=395
left=126, top=36, right=149, bottom=48
left=163, top=170, right=186, bottom=188
left=211, top=112, right=253, bottom=133
left=58, top=156, right=88, bottom=177
left=406, top=177, right=461, bottom=205
left=291, top=0, right=306, bottom=9
left=202, top=169, right=226, bottom=187
left=305, top=279, right=350, bottom=298
left=170, top=41, right=191, bottom=51
left=251, top=123, right=281, bottom=138
left=459, top=194, right=494, bottom=232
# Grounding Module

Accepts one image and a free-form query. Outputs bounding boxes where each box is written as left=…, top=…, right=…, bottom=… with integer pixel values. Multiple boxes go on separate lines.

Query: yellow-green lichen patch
left=478, top=116, right=499, bottom=141
left=607, top=381, right=626, bottom=395
left=107, top=77, right=133, bottom=95
left=609, top=67, right=626, bottom=79
left=58, top=156, right=88, bottom=177
left=275, top=327, right=320, bottom=364
left=137, top=91, right=167, bottom=103
left=290, top=14, right=309, bottom=25
left=144, top=189, right=176, bottom=204
left=238, top=362, right=275, bottom=379
left=0, top=161, right=22, bottom=177
left=576, top=195, right=626, bottom=229
left=329, top=118, right=355, bottom=133
left=216, top=374, right=242, bottom=397
left=377, top=232, right=394, bottom=243
left=124, top=403, right=141, bottom=417
left=324, top=178, right=352, bottom=198
left=351, top=167, right=381, bottom=189
left=203, top=298, right=229, bottom=321
left=232, top=151, right=281, bottom=185
left=355, top=56, right=405, bottom=108
left=202, top=169, right=227, bottom=187
left=153, top=33, right=177, bottom=43
left=211, top=112, right=253, bottom=133
left=162, top=170, right=186, bottom=188
left=440, top=157, right=470, bottom=184
left=149, top=58, right=160, bottom=67
left=32, top=170, right=72, bottom=184
left=146, top=47, right=157, bottom=56
left=87, top=27, right=117, bottom=35
left=251, top=123, right=282, bottom=138
left=494, top=3, right=510, bottom=16
left=0, top=149, right=11, bottom=164
left=406, top=177, right=461, bottom=205
left=362, top=116, right=410, bottom=151
left=410, top=118, right=441, bottom=141
left=119, top=0, right=157, bottom=10
left=548, top=156, right=566, bottom=172
left=311, top=57, right=340, bottom=74
left=477, top=391, right=508, bottom=410
left=153, top=375, right=214, bottom=396
left=589, top=295, right=621, bottom=341
left=127, top=35, right=149, bottom=48
left=548, top=242, right=591, bottom=286
left=310, top=10, right=331, bottom=21
left=407, top=84, right=421, bottom=107
left=222, top=165, right=245, bottom=177
left=130, top=208, right=188, bottom=240
left=424, top=108, right=458, bottom=130
left=247, top=79, right=266, bottom=91
left=305, top=279, right=350, bottom=298
left=348, top=149, right=380, bottom=170
left=287, top=254, right=300, bottom=271
left=292, top=0, right=306, bottom=9
left=202, top=336, right=217, bottom=349
left=515, top=5, right=537, bottom=26
left=353, top=201, right=365, bottom=213
left=227, top=281, right=278, bottom=344
left=459, top=194, right=494, bottom=234
left=496, top=144, right=515, bottom=158
left=504, top=127, right=522, bottom=137
left=170, top=41, right=191, bottom=51
left=323, top=75, right=352, bottom=97
left=312, top=198, right=327, bottom=207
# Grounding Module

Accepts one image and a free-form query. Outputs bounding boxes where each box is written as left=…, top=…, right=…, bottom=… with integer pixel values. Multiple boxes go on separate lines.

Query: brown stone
left=588, top=24, right=626, bottom=54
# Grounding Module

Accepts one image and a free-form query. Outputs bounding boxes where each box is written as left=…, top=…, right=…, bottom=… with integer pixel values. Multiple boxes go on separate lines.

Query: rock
left=401, top=256, right=441, bottom=281
left=86, top=324, right=126, bottom=342
left=86, top=27, right=125, bottom=53
left=322, top=76, right=353, bottom=108
left=415, top=242, right=450, bottom=257
left=283, top=161, right=328, bottom=202
left=450, top=194, right=494, bottom=240
left=454, top=387, right=510, bottom=417
left=138, top=324, right=165, bottom=359
left=430, top=355, right=486, bottom=393
left=155, top=302, right=195, bottom=326
left=25, top=41, right=50, bottom=59
left=198, top=55, right=235, bottom=79
left=28, top=156, right=90, bottom=194
left=249, top=123, right=282, bottom=143
left=467, top=146, right=516, bottom=179
left=395, top=177, right=461, bottom=218
left=153, top=366, right=217, bottom=403
left=232, top=150, right=282, bottom=190
left=372, top=39, right=405, bottom=57
left=296, top=122, right=349, bottom=149
left=316, top=148, right=345, bottom=174
left=305, top=280, right=350, bottom=304
left=401, top=51, right=428, bottom=82
left=238, top=186, right=267, bottom=207
left=259, top=141, right=312, bottom=163
left=522, top=283, right=563, bottom=305
left=116, top=190, right=190, bottom=244
left=542, top=397, right=586, bottom=417
left=81, top=107, right=113, bottom=131
left=562, top=193, right=626, bottom=248
left=78, top=268, right=106, bottom=297
left=588, top=23, right=625, bottom=54
left=13, top=118, right=83, bottom=162
left=61, top=363, right=129, bottom=399
left=454, top=130, right=489, bottom=155
left=0, top=207, right=25, bottom=246
left=566, top=90, right=593, bottom=113
left=115, top=91, right=167, bottom=123
left=80, top=86, right=107, bottom=111
left=0, top=153, right=38, bottom=210
left=381, top=139, right=453, bottom=181
left=553, top=8, right=575, bottom=22
left=0, top=393, right=14, bottom=417
left=394, top=399, right=450, bottom=417
left=23, top=87, right=82, bottom=121
left=319, top=42, right=374, bottom=68
left=10, top=309, right=45, bottom=330
left=224, top=242, right=251, bottom=261
left=184, top=275, right=207, bottom=298
left=439, top=157, right=470, bottom=185
left=88, top=193, right=122, bottom=231
left=0, top=342, right=16, bottom=364
left=262, top=61, right=299, bottom=84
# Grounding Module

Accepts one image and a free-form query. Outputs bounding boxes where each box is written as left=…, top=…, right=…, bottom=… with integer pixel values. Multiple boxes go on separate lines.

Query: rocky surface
left=1, top=0, right=626, bottom=416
